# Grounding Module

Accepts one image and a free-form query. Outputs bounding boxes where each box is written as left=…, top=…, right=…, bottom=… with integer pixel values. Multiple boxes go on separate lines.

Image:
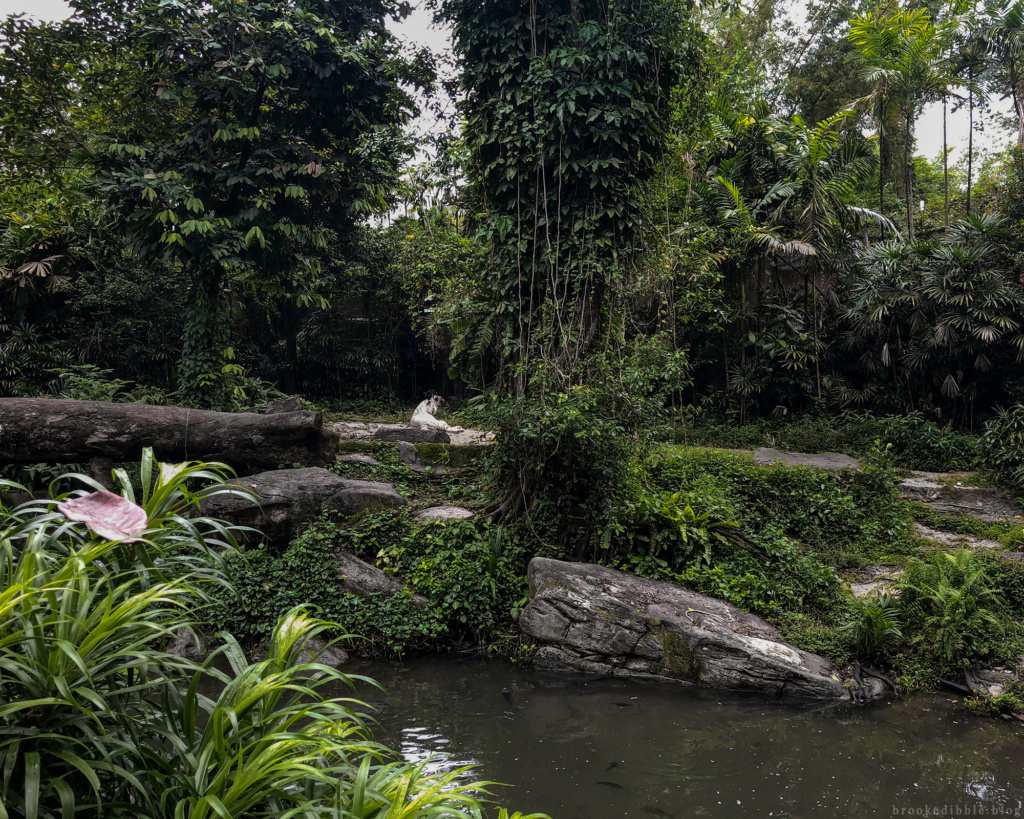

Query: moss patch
left=414, top=443, right=485, bottom=468
left=658, top=629, right=697, bottom=679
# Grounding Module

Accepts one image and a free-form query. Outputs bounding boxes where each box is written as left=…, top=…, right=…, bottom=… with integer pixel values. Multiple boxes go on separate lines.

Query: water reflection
left=338, top=657, right=1024, bottom=819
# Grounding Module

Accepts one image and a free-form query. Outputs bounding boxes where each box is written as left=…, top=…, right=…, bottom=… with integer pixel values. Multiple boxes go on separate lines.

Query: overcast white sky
left=0, top=0, right=1013, bottom=163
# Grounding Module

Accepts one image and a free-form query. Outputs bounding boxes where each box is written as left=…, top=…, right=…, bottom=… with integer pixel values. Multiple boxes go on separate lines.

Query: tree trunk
left=943, top=97, right=949, bottom=229
left=968, top=73, right=974, bottom=214
left=906, top=112, right=915, bottom=243
left=1016, top=85, right=1024, bottom=149
left=878, top=121, right=886, bottom=238
left=178, top=270, right=229, bottom=409
left=283, top=297, right=299, bottom=394
left=0, top=399, right=337, bottom=472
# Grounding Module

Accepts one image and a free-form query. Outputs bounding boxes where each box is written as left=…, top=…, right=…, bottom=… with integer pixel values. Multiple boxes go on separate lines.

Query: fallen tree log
left=0, top=398, right=337, bottom=472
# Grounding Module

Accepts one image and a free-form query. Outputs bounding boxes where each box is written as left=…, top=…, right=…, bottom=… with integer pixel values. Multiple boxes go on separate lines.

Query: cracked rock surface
left=899, top=474, right=1022, bottom=522
left=520, top=557, right=868, bottom=701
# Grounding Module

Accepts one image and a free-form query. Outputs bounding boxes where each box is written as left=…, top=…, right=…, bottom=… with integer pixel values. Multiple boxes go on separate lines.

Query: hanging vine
left=440, top=0, right=693, bottom=392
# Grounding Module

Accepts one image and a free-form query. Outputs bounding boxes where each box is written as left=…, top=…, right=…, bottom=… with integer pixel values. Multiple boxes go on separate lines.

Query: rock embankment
left=328, top=420, right=494, bottom=447
left=521, top=557, right=880, bottom=701
left=899, top=474, right=1022, bottom=523
left=752, top=447, right=861, bottom=470
left=199, top=467, right=404, bottom=548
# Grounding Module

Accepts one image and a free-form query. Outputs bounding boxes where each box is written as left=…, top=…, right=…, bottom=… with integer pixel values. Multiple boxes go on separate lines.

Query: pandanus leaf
left=57, top=491, right=148, bottom=542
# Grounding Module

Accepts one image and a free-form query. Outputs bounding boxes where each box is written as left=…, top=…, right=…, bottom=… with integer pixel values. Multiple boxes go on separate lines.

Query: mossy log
left=0, top=398, right=337, bottom=472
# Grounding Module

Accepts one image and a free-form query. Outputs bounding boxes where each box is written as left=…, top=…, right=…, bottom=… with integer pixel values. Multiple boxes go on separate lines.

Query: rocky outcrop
left=899, top=475, right=1022, bottom=522
left=329, top=420, right=494, bottom=446
left=199, top=467, right=404, bottom=548
left=415, top=506, right=474, bottom=521
left=265, top=396, right=302, bottom=414
left=397, top=441, right=445, bottom=474
left=336, top=550, right=427, bottom=606
left=372, top=426, right=451, bottom=444
left=336, top=453, right=382, bottom=467
left=849, top=565, right=904, bottom=598
left=166, top=626, right=211, bottom=662
left=249, top=636, right=350, bottom=669
left=752, top=447, right=861, bottom=470
left=520, top=558, right=866, bottom=701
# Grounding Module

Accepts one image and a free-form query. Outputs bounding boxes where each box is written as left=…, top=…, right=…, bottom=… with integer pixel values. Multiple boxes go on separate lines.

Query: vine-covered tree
left=440, top=0, right=698, bottom=391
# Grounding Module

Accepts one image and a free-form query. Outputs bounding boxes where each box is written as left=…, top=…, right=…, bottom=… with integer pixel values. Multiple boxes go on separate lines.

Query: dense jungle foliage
left=7, top=0, right=1024, bottom=426
left=6, top=0, right=1024, bottom=743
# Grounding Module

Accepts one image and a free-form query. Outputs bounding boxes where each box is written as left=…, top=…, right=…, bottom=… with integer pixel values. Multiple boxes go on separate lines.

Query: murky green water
left=340, top=657, right=1023, bottom=819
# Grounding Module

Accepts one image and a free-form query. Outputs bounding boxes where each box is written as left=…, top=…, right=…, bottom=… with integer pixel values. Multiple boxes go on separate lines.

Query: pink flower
left=58, top=490, right=148, bottom=542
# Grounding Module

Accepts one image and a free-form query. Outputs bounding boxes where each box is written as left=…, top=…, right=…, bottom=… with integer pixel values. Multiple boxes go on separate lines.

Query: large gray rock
left=200, top=467, right=404, bottom=548
left=166, top=626, right=211, bottom=662
left=372, top=425, right=451, bottom=444
left=752, top=447, right=861, bottom=470
left=250, top=636, right=350, bottom=669
left=336, top=453, right=382, bottom=467
left=265, top=396, right=302, bottom=414
left=520, top=558, right=860, bottom=701
left=899, top=476, right=1022, bottom=522
left=336, top=549, right=427, bottom=606
left=397, top=441, right=445, bottom=474
left=415, top=506, right=474, bottom=521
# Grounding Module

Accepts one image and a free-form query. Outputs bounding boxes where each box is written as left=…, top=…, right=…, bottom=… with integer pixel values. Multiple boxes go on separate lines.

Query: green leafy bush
left=601, top=486, right=742, bottom=569
left=477, top=335, right=690, bottom=543
left=842, top=593, right=904, bottom=660
left=645, top=446, right=911, bottom=560
left=899, top=550, right=1007, bottom=667
left=981, top=404, right=1024, bottom=488
left=679, top=411, right=978, bottom=472
left=211, top=513, right=531, bottom=655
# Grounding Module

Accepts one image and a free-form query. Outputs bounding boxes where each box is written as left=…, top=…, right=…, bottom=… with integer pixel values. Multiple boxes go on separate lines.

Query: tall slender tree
left=440, top=0, right=695, bottom=391
left=988, top=0, right=1024, bottom=149
left=850, top=8, right=946, bottom=241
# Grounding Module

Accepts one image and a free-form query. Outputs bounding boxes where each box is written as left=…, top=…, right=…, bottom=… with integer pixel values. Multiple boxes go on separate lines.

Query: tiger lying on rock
left=411, top=396, right=464, bottom=432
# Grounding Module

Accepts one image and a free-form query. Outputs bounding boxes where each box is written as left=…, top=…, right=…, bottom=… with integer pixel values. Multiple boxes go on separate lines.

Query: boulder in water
left=520, top=557, right=867, bottom=701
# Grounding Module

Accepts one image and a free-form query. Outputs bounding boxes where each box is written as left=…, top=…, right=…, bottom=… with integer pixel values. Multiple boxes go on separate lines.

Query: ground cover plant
left=0, top=453, right=541, bottom=819
left=677, top=411, right=980, bottom=472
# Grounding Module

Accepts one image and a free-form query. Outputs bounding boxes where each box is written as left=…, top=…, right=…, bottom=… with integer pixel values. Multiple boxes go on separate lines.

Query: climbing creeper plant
left=440, top=0, right=692, bottom=389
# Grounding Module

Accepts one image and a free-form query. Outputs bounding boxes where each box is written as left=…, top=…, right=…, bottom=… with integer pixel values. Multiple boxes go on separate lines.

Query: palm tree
left=951, top=36, right=989, bottom=213
left=987, top=0, right=1024, bottom=149
left=850, top=9, right=948, bottom=241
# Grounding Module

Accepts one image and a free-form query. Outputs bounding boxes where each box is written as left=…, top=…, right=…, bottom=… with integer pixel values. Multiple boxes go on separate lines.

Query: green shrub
left=899, top=550, right=1007, bottom=667
left=601, top=485, right=742, bottom=569
left=645, top=446, right=911, bottom=559
left=981, top=404, right=1024, bottom=488
left=678, top=411, right=978, bottom=472
left=478, top=334, right=690, bottom=545
left=774, top=611, right=855, bottom=665
left=965, top=680, right=1024, bottom=717
left=211, top=513, right=531, bottom=654
left=842, top=593, right=904, bottom=661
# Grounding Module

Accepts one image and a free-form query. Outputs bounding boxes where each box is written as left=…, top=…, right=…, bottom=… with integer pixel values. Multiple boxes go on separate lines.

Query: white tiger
left=411, top=396, right=464, bottom=432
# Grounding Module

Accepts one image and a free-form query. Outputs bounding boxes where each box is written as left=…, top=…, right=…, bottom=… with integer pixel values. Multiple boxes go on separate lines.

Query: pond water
left=340, top=657, right=1024, bottom=819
